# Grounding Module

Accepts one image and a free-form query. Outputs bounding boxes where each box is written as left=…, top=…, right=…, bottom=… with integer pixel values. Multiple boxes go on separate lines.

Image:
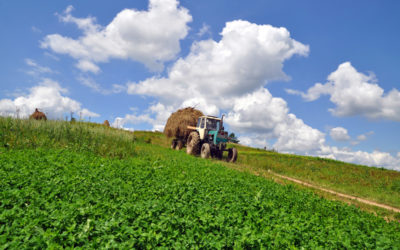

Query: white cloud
left=238, top=135, right=269, bottom=149
left=350, top=131, right=374, bottom=145
left=225, top=88, right=289, bottom=136
left=123, top=20, right=399, bottom=170
left=31, top=26, right=42, bottom=34
left=287, top=62, right=400, bottom=121
left=273, top=113, right=325, bottom=153
left=76, top=60, right=100, bottom=74
left=25, top=58, right=54, bottom=76
left=112, top=103, right=173, bottom=131
left=197, top=23, right=211, bottom=37
left=44, top=52, right=60, bottom=61
left=318, top=146, right=400, bottom=171
left=77, top=76, right=126, bottom=95
left=0, top=79, right=99, bottom=119
left=128, top=20, right=309, bottom=105
left=330, top=127, right=350, bottom=141
left=126, top=20, right=314, bottom=152
left=357, top=134, right=367, bottom=141
left=224, top=88, right=324, bottom=153
left=41, top=0, right=192, bottom=72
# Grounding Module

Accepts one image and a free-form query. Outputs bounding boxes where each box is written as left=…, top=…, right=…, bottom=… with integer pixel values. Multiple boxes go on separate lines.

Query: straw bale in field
left=29, top=108, right=47, bottom=121
left=164, top=107, right=203, bottom=139
left=103, top=120, right=110, bottom=127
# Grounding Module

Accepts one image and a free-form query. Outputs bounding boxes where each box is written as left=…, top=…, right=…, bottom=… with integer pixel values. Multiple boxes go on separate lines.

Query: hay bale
left=103, top=120, right=110, bottom=127
left=164, top=107, right=203, bottom=139
left=29, top=108, right=47, bottom=121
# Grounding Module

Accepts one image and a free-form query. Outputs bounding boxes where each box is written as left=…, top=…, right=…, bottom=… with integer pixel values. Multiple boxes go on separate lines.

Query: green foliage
left=1, top=148, right=399, bottom=248
left=1, top=117, right=400, bottom=248
left=232, top=143, right=400, bottom=208
left=0, top=117, right=136, bottom=159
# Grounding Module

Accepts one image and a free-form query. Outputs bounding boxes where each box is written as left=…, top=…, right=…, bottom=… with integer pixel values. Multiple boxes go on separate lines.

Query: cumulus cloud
left=287, top=62, right=400, bottom=121
left=0, top=79, right=99, bottom=119
left=112, top=103, right=173, bottom=131
left=128, top=20, right=309, bottom=106
left=122, top=19, right=399, bottom=170
left=318, top=146, right=400, bottom=171
left=330, top=127, right=350, bottom=141
left=41, top=0, right=192, bottom=73
left=125, top=20, right=316, bottom=152
left=273, top=114, right=325, bottom=153
left=224, top=88, right=325, bottom=153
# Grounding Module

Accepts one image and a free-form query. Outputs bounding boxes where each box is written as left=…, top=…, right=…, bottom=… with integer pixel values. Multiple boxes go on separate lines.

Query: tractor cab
left=196, top=116, right=228, bottom=144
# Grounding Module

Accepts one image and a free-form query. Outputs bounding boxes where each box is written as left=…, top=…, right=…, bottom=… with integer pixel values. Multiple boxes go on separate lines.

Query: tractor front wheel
left=171, top=139, right=177, bottom=149
left=201, top=143, right=211, bottom=159
left=186, top=132, right=200, bottom=155
left=227, top=148, right=238, bottom=163
left=175, top=140, right=184, bottom=150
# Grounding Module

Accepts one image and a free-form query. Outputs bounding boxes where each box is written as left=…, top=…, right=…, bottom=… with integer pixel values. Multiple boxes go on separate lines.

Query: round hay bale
left=103, top=120, right=110, bottom=127
left=163, top=107, right=203, bottom=140
left=29, top=108, right=47, bottom=121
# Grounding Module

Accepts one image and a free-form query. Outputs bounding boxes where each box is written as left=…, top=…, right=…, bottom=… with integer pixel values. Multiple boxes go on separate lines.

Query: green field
left=234, top=145, right=400, bottom=209
left=1, top=118, right=399, bottom=248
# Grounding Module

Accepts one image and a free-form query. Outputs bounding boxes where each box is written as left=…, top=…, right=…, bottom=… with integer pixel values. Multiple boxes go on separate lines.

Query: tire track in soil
left=270, top=171, right=400, bottom=213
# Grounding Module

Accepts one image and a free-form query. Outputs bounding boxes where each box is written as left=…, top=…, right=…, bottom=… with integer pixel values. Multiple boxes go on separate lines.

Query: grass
left=1, top=118, right=400, bottom=248
left=230, top=143, right=400, bottom=209
left=0, top=117, right=137, bottom=159
left=2, top=116, right=399, bottom=210
left=132, top=129, right=400, bottom=218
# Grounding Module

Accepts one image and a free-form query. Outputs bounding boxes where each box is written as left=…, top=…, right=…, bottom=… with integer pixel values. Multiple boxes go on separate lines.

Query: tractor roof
left=200, top=115, right=221, bottom=120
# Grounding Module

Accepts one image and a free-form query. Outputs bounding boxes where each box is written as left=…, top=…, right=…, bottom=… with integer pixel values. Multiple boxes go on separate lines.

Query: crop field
left=1, top=118, right=400, bottom=248
left=234, top=145, right=400, bottom=209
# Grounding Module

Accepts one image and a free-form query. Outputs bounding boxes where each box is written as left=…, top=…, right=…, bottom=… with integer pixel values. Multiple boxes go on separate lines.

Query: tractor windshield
left=206, top=119, right=220, bottom=131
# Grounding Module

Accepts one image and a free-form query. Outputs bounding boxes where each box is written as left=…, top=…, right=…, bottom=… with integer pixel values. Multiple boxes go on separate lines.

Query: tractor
left=186, top=115, right=238, bottom=163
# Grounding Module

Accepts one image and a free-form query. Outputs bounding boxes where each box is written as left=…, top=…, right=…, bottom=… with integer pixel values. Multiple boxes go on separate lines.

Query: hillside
left=1, top=118, right=399, bottom=248
left=133, top=131, right=400, bottom=213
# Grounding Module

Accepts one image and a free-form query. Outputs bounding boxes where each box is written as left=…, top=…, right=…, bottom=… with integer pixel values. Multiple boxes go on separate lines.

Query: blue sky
left=1, top=0, right=400, bottom=170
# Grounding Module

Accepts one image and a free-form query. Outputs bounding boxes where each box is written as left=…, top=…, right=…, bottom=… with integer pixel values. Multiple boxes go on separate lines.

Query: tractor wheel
left=171, top=139, right=177, bottom=149
left=186, top=132, right=200, bottom=155
left=175, top=140, right=184, bottom=150
left=201, top=143, right=211, bottom=159
left=227, top=148, right=238, bottom=163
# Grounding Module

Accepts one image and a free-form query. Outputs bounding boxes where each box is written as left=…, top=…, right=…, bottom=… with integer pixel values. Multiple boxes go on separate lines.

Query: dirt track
left=270, top=171, right=400, bottom=213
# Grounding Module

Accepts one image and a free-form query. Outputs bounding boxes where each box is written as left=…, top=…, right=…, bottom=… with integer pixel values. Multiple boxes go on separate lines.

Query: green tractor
left=186, top=115, right=238, bottom=163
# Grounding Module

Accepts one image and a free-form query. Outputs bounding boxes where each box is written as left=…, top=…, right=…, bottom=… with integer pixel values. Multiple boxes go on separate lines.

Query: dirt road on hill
left=270, top=171, right=400, bottom=213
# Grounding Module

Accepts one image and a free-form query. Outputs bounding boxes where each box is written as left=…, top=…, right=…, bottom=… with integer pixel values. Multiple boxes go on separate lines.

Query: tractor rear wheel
left=201, top=143, right=211, bottom=159
left=175, top=140, right=184, bottom=150
left=171, top=139, right=177, bottom=149
left=227, top=147, right=238, bottom=163
left=186, top=132, right=200, bottom=155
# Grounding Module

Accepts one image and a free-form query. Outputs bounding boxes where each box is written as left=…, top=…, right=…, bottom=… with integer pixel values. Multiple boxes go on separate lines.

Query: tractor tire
left=201, top=143, right=211, bottom=159
left=227, top=147, right=238, bottom=163
left=186, top=132, right=200, bottom=155
left=175, top=140, right=184, bottom=150
left=171, top=139, right=177, bottom=149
